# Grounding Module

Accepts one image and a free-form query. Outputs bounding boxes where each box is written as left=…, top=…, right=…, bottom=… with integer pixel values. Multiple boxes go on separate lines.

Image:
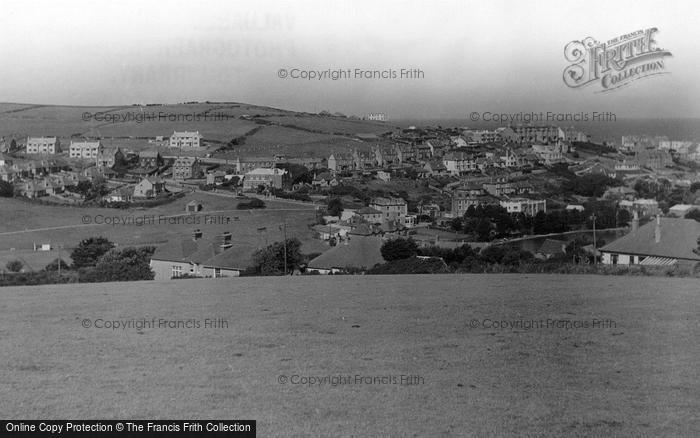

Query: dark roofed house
left=306, top=234, right=386, bottom=274
left=600, top=217, right=700, bottom=267
left=150, top=230, right=251, bottom=280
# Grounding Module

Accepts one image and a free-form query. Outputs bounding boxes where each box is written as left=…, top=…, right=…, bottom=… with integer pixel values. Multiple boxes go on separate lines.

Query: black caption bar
left=1, top=421, right=255, bottom=437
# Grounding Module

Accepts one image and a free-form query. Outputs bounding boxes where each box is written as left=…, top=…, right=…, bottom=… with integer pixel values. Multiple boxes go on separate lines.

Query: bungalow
left=150, top=230, right=249, bottom=280
left=106, top=186, right=134, bottom=203
left=600, top=216, right=700, bottom=267
left=306, top=225, right=386, bottom=274
left=133, top=176, right=165, bottom=198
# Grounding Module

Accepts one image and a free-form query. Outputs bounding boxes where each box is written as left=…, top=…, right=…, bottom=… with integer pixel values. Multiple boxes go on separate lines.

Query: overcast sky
left=0, top=0, right=698, bottom=119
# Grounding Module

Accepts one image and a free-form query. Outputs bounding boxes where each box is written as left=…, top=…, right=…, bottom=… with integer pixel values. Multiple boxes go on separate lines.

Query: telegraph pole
left=280, top=218, right=288, bottom=276
left=591, top=214, right=597, bottom=265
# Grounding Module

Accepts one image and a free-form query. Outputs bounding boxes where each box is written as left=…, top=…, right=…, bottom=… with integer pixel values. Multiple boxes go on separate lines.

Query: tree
left=686, top=209, right=700, bottom=222
left=380, top=238, right=418, bottom=261
left=251, top=238, right=303, bottom=275
left=86, top=247, right=155, bottom=281
left=327, top=197, right=344, bottom=217
left=5, top=260, right=23, bottom=272
left=0, top=180, right=13, bottom=197
left=71, top=237, right=115, bottom=269
left=44, top=258, right=70, bottom=271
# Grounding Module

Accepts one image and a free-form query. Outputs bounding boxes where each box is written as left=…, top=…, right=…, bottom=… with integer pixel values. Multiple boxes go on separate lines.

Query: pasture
left=1, top=274, right=698, bottom=436
left=0, top=193, right=326, bottom=270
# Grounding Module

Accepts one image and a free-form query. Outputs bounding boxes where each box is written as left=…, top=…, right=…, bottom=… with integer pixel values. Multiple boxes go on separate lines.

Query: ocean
left=392, top=118, right=700, bottom=145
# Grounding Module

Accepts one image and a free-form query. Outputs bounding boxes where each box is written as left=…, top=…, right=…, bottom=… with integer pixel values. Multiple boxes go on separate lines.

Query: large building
left=172, top=156, right=201, bottom=180
left=243, top=167, right=288, bottom=190
left=600, top=217, right=700, bottom=267
left=69, top=140, right=102, bottom=158
left=442, top=151, right=477, bottom=175
left=170, top=131, right=203, bottom=149
left=369, top=197, right=409, bottom=226
left=26, top=137, right=61, bottom=154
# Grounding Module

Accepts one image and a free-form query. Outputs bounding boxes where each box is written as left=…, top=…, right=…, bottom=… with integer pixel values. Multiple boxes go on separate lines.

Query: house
left=139, top=150, right=163, bottom=168
left=668, top=204, right=698, bottom=218
left=170, top=131, right=203, bottom=149
left=376, top=170, right=391, bottom=181
left=536, top=239, right=567, bottom=259
left=311, top=223, right=351, bottom=241
left=205, top=171, right=226, bottom=186
left=306, top=226, right=386, bottom=274
left=16, top=180, right=48, bottom=198
left=172, top=156, right=201, bottom=180
left=243, top=167, right=288, bottom=190
left=185, top=200, right=203, bottom=213
left=96, top=147, right=124, bottom=169
left=311, top=172, right=338, bottom=188
left=106, top=186, right=133, bottom=203
left=531, top=144, right=564, bottom=165
left=233, top=156, right=277, bottom=174
left=0, top=154, right=13, bottom=167
left=26, top=137, right=61, bottom=154
left=369, top=197, right=409, bottom=226
left=600, top=216, right=700, bottom=267
left=150, top=230, right=250, bottom=280
left=356, top=206, right=383, bottom=224
left=443, top=152, right=477, bottom=175
left=422, top=160, right=448, bottom=177
left=133, top=176, right=165, bottom=198
left=69, top=140, right=102, bottom=158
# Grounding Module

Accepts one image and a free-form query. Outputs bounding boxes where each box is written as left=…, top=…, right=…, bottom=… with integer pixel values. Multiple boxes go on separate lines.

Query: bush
left=380, top=238, right=419, bottom=261
left=368, top=257, right=450, bottom=275
left=237, top=198, right=266, bottom=210
left=83, top=246, right=155, bottom=282
left=71, top=237, right=115, bottom=269
left=5, top=260, right=23, bottom=273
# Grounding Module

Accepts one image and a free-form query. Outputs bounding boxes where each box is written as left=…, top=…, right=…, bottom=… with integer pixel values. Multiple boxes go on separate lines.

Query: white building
left=69, top=140, right=102, bottom=158
left=170, top=131, right=203, bottom=149
left=26, top=137, right=60, bottom=154
left=499, top=198, right=547, bottom=216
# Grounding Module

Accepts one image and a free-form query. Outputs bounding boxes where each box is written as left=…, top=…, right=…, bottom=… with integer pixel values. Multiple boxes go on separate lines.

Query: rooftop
left=601, top=218, right=700, bottom=261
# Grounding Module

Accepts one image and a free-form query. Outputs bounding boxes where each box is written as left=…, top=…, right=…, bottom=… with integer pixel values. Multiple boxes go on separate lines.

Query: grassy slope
left=0, top=274, right=698, bottom=436
left=0, top=193, right=326, bottom=269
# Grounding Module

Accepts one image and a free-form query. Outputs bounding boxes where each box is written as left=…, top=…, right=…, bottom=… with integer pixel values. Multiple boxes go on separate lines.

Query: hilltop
left=0, top=101, right=396, bottom=157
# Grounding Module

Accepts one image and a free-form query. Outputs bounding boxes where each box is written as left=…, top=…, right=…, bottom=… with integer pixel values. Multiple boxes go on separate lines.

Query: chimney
left=632, top=210, right=639, bottom=234
left=654, top=215, right=661, bottom=243
left=192, top=229, right=202, bottom=241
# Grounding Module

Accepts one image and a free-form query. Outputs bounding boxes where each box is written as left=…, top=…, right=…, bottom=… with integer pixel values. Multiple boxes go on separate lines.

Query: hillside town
left=1, top=115, right=700, bottom=280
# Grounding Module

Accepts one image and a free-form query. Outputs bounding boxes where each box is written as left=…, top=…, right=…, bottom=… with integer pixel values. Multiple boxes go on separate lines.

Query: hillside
left=1, top=274, right=698, bottom=436
left=0, top=102, right=396, bottom=155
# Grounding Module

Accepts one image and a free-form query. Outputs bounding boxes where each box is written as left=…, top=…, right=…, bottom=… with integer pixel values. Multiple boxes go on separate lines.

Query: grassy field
left=0, top=274, right=698, bottom=436
left=0, top=193, right=326, bottom=270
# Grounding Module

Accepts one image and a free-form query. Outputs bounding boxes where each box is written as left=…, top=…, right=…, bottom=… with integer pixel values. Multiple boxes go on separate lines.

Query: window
left=214, top=268, right=222, bottom=278
left=172, top=265, right=182, bottom=278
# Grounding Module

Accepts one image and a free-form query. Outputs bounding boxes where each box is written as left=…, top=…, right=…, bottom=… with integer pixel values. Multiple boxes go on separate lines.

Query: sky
left=0, top=0, right=698, bottom=119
